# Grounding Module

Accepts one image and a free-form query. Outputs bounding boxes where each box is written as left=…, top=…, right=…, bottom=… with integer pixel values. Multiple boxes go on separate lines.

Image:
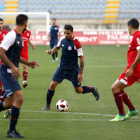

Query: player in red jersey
left=0, top=18, right=8, bottom=101
left=21, top=29, right=35, bottom=88
left=110, top=18, right=140, bottom=121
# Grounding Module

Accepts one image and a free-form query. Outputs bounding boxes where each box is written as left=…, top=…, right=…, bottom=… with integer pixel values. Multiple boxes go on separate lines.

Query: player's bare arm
left=125, top=49, right=140, bottom=78
left=46, top=46, right=60, bottom=54
left=0, top=47, right=20, bottom=79
left=78, top=56, right=85, bottom=83
left=28, top=39, right=35, bottom=49
left=19, top=56, right=39, bottom=68
left=48, top=32, right=50, bottom=41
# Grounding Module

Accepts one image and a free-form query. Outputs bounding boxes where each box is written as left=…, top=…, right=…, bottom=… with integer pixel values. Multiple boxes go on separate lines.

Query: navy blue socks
left=9, top=106, right=20, bottom=132
left=82, top=86, right=93, bottom=94
left=46, top=90, right=55, bottom=105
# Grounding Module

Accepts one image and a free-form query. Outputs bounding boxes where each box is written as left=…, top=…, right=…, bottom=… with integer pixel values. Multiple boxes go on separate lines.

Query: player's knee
left=50, top=83, right=57, bottom=90
left=75, top=89, right=82, bottom=94
left=111, top=84, right=116, bottom=92
left=17, top=96, right=24, bottom=104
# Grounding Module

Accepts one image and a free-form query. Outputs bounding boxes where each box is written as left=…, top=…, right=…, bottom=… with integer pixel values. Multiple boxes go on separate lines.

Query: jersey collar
left=133, top=31, right=139, bottom=36
left=71, top=36, right=74, bottom=41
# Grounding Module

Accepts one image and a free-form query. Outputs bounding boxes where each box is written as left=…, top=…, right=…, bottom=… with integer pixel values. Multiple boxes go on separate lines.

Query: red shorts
left=0, top=61, right=2, bottom=66
left=118, top=67, right=140, bottom=87
left=20, top=54, right=28, bottom=61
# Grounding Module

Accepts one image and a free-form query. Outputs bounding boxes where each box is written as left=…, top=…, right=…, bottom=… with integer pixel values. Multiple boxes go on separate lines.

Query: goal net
left=0, top=12, right=50, bottom=45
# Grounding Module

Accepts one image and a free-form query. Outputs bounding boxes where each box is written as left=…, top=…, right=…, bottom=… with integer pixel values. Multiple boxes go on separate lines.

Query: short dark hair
left=64, top=24, right=73, bottom=32
left=16, top=14, right=28, bottom=25
left=52, top=18, right=56, bottom=21
left=0, top=18, right=4, bottom=22
left=127, top=18, right=139, bottom=29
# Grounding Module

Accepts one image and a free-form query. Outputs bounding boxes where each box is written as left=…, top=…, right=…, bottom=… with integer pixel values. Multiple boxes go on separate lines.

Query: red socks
left=113, top=90, right=135, bottom=115
left=121, top=90, right=135, bottom=111
left=23, top=71, right=28, bottom=82
left=113, top=92, right=125, bottom=115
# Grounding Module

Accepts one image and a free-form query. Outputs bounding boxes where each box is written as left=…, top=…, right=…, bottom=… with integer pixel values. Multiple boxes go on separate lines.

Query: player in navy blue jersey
left=42, top=25, right=100, bottom=110
left=0, top=14, right=39, bottom=138
left=48, top=18, right=61, bottom=62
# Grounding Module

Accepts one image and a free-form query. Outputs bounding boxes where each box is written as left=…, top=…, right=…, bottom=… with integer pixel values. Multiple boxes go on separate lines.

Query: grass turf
left=0, top=45, right=140, bottom=140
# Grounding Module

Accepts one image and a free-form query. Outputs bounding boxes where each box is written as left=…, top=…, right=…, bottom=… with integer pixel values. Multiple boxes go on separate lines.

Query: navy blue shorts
left=52, top=66, right=81, bottom=87
left=50, top=40, right=58, bottom=49
left=0, top=69, right=21, bottom=98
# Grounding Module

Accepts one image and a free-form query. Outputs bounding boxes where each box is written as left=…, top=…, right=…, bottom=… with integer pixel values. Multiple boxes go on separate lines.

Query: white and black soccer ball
left=56, top=99, right=69, bottom=111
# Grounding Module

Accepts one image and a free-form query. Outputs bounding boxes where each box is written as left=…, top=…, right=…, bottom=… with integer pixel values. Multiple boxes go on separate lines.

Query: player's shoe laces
left=110, top=114, right=125, bottom=121
left=4, top=109, right=11, bottom=118
left=55, top=58, right=58, bottom=62
left=122, top=109, right=138, bottom=121
left=42, top=105, right=50, bottom=110
left=7, top=130, right=25, bottom=138
left=23, top=81, right=28, bottom=88
left=92, top=87, right=100, bottom=101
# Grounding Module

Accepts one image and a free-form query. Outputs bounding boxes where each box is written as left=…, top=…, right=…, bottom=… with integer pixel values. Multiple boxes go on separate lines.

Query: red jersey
left=0, top=30, right=8, bottom=44
left=127, top=31, right=140, bottom=72
left=21, top=29, right=31, bottom=55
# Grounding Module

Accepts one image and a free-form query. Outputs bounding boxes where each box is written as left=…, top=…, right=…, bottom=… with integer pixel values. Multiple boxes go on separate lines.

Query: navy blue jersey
left=50, top=25, right=60, bottom=42
left=57, top=36, right=83, bottom=70
left=0, top=30, right=23, bottom=71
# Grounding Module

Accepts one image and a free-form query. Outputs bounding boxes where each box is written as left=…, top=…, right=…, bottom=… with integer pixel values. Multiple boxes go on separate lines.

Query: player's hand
left=28, top=61, right=39, bottom=68
left=78, top=73, right=83, bottom=83
left=46, top=50, right=52, bottom=54
left=11, top=66, right=20, bottom=80
left=32, top=45, right=35, bottom=50
left=137, top=79, right=140, bottom=84
left=125, top=68, right=133, bottom=79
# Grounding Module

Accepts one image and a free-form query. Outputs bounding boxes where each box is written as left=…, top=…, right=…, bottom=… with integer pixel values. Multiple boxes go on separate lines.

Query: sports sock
left=82, top=86, right=93, bottom=94
left=52, top=54, right=55, bottom=60
left=121, top=90, right=135, bottom=111
left=8, top=106, right=20, bottom=132
left=23, top=71, right=28, bottom=82
left=46, top=89, right=55, bottom=105
left=55, top=52, right=58, bottom=58
left=113, top=92, right=125, bottom=115
left=0, top=102, right=5, bottom=112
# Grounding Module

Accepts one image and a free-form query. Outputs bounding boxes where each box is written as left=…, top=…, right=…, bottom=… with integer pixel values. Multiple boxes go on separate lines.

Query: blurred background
left=0, top=0, right=140, bottom=45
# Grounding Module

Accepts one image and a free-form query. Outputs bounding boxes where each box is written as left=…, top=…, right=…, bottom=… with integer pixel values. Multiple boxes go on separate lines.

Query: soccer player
left=0, top=18, right=8, bottom=101
left=21, top=29, right=35, bottom=88
left=110, top=18, right=140, bottom=121
left=0, top=14, right=39, bottom=138
left=48, top=18, right=61, bottom=62
left=42, top=25, right=99, bottom=110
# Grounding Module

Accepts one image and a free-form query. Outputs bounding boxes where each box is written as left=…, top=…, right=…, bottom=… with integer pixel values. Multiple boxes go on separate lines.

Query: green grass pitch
left=0, top=45, right=140, bottom=140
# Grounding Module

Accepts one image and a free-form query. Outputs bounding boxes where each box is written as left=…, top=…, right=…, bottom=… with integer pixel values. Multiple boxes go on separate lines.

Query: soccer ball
left=4, top=109, right=11, bottom=118
left=56, top=99, right=69, bottom=111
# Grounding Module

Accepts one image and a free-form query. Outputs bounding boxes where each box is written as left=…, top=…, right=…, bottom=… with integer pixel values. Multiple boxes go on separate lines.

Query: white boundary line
left=21, top=110, right=140, bottom=119
left=0, top=119, right=140, bottom=122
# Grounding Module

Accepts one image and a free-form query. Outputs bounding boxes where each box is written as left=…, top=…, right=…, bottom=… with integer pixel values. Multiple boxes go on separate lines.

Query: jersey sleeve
left=0, top=31, right=15, bottom=51
left=29, top=31, right=31, bottom=39
left=74, top=38, right=84, bottom=57
left=136, top=36, right=140, bottom=50
left=57, top=36, right=65, bottom=47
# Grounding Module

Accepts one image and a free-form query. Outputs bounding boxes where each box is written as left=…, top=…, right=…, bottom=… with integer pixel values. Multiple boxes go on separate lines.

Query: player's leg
left=7, top=90, right=24, bottom=138
left=42, top=81, right=59, bottom=110
left=50, top=43, right=55, bottom=62
left=71, top=67, right=99, bottom=100
left=74, top=85, right=99, bottom=101
left=121, top=90, right=138, bottom=120
left=0, top=60, right=3, bottom=99
left=111, top=70, right=139, bottom=121
left=42, top=67, right=64, bottom=110
left=54, top=40, right=58, bottom=62
left=0, top=96, right=14, bottom=112
left=22, top=63, right=28, bottom=88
